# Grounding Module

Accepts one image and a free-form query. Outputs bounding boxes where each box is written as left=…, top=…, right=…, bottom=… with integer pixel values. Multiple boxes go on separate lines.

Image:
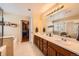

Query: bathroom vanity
left=34, top=33, right=79, bottom=56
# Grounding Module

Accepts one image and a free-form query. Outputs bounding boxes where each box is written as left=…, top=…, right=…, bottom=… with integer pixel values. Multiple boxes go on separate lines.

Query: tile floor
left=14, top=42, right=44, bottom=56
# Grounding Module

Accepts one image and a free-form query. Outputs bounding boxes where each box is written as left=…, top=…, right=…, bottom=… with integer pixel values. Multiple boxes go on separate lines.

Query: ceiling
left=0, top=3, right=30, bottom=16
left=16, top=3, right=56, bottom=14
left=0, top=3, right=55, bottom=16
left=16, top=3, right=46, bottom=14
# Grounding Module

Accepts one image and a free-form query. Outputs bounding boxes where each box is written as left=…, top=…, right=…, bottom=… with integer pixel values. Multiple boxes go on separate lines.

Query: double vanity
left=34, top=33, right=79, bottom=56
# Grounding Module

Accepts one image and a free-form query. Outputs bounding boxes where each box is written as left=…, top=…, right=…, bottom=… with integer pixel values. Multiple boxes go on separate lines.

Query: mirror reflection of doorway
left=21, top=20, right=29, bottom=42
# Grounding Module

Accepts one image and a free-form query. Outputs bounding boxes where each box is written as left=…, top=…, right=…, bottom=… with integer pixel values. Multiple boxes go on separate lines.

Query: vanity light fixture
left=47, top=5, right=64, bottom=16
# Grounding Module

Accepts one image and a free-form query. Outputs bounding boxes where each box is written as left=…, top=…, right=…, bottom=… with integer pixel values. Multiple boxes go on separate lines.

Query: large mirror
left=46, top=12, right=79, bottom=39
left=47, top=17, right=79, bottom=39
left=46, top=3, right=79, bottom=40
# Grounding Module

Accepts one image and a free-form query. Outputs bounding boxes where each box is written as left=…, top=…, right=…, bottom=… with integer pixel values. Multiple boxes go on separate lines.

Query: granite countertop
left=35, top=33, right=79, bottom=55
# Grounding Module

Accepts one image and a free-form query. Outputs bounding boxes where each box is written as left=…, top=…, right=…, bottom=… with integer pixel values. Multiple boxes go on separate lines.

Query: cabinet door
left=55, top=45, right=77, bottom=56
left=36, top=36, right=40, bottom=48
left=48, top=41, right=77, bottom=56
left=39, top=38, right=43, bottom=51
left=48, top=46, right=56, bottom=56
left=42, top=39, right=48, bottom=56
left=34, top=35, right=36, bottom=45
left=43, top=47, right=48, bottom=56
left=34, top=35, right=39, bottom=48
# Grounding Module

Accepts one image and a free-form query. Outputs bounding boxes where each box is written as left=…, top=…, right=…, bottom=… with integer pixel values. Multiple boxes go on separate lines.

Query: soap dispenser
left=43, top=27, right=45, bottom=33
left=35, top=27, right=38, bottom=33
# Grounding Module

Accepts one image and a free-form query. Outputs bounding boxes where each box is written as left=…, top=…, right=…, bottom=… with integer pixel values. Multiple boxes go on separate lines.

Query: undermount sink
left=55, top=37, right=72, bottom=45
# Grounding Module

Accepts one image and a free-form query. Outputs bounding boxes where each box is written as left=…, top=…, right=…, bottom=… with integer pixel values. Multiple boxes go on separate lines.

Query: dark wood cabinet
left=48, top=41, right=57, bottom=56
left=39, top=38, right=43, bottom=52
left=48, top=41, right=77, bottom=56
left=34, top=35, right=78, bottom=56
left=57, top=53, right=64, bottom=56
left=37, top=37, right=40, bottom=48
left=34, top=35, right=40, bottom=48
left=34, top=35, right=37, bottom=45
left=48, top=46, right=56, bottom=56
left=34, top=35, right=38, bottom=46
left=42, top=39, right=48, bottom=56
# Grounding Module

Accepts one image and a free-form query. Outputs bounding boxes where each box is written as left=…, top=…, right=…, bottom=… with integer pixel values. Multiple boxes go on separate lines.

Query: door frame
left=21, top=20, right=29, bottom=42
left=20, top=10, right=33, bottom=43
left=29, top=15, right=33, bottom=44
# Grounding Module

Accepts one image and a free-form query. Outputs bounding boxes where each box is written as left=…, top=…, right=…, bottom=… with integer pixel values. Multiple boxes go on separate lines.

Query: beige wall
left=33, top=13, right=42, bottom=33
left=32, top=4, right=56, bottom=33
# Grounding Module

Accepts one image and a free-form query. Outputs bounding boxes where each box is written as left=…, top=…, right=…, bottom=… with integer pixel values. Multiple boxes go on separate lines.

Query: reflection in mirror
left=0, top=7, right=3, bottom=46
left=47, top=14, right=79, bottom=39
left=53, top=22, right=66, bottom=35
left=66, top=22, right=79, bottom=39
left=53, top=21, right=79, bottom=39
left=43, top=27, right=46, bottom=33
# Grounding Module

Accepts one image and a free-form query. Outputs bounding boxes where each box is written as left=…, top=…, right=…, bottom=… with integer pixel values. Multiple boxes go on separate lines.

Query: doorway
left=21, top=20, right=29, bottom=42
